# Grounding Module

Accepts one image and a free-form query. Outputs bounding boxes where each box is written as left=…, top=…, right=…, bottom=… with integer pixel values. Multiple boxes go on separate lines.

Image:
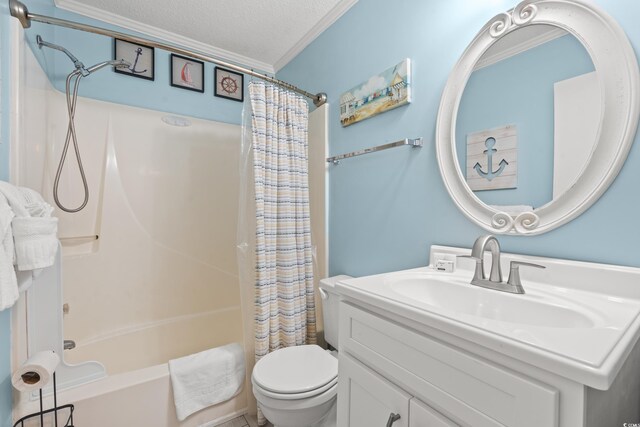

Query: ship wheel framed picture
left=170, top=54, right=205, bottom=93
left=214, top=67, right=244, bottom=102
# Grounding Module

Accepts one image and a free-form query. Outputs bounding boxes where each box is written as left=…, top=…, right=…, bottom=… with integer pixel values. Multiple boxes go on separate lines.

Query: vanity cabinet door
left=340, top=302, right=559, bottom=427
left=338, top=353, right=410, bottom=427
left=409, top=399, right=459, bottom=427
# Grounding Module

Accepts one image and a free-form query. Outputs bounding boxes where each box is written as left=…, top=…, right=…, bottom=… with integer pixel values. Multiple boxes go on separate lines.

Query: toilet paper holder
left=13, top=372, right=75, bottom=427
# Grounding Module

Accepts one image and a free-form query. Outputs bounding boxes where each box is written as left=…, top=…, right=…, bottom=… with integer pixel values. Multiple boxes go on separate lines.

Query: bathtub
left=15, top=362, right=251, bottom=427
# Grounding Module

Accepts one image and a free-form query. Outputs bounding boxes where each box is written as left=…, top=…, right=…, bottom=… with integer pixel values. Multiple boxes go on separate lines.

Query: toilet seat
left=253, top=381, right=338, bottom=410
left=252, top=345, right=338, bottom=398
left=254, top=376, right=338, bottom=400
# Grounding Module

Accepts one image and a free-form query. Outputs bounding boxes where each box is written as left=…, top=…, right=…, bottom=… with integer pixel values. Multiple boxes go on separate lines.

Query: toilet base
left=268, top=400, right=336, bottom=427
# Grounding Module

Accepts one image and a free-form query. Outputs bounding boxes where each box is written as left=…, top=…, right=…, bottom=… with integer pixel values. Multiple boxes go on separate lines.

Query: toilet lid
left=252, top=345, right=338, bottom=394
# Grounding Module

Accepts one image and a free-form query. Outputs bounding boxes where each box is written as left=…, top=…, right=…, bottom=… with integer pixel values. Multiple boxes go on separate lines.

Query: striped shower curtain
left=249, top=81, right=316, bottom=425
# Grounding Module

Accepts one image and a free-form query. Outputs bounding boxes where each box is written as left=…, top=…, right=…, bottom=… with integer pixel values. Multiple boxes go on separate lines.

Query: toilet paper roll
left=11, top=350, right=60, bottom=392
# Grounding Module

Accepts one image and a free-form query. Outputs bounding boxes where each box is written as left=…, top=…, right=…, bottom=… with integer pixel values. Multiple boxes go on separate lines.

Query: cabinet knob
left=386, top=412, right=401, bottom=427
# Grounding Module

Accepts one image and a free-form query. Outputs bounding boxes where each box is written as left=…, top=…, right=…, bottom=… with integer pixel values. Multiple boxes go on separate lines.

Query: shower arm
left=36, top=34, right=88, bottom=76
left=9, top=0, right=328, bottom=107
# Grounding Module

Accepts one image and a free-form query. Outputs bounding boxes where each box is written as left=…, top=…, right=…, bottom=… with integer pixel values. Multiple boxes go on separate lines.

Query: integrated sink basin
left=388, top=273, right=596, bottom=328
left=335, top=246, right=640, bottom=389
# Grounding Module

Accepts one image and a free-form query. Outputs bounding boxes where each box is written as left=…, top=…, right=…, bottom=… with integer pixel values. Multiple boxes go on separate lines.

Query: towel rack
left=326, top=138, right=423, bottom=165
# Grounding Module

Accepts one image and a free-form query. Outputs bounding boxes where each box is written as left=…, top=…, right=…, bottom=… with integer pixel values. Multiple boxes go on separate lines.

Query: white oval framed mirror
left=436, top=0, right=640, bottom=235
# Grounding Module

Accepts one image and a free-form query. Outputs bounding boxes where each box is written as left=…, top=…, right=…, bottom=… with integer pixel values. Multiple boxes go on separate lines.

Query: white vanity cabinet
left=337, top=301, right=558, bottom=426
left=337, top=298, right=640, bottom=427
left=409, top=400, right=459, bottom=427
left=338, top=351, right=458, bottom=427
left=337, top=353, right=410, bottom=427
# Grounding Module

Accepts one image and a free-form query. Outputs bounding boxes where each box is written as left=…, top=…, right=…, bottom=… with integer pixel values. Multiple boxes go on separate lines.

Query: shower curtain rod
left=8, top=0, right=328, bottom=107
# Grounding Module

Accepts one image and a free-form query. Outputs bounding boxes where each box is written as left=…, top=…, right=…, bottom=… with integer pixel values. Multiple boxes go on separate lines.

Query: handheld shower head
left=52, top=57, right=129, bottom=213
left=85, top=59, right=131, bottom=74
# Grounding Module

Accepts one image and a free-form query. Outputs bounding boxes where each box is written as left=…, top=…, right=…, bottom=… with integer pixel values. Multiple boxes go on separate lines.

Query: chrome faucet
left=458, top=235, right=545, bottom=294
left=471, top=235, right=502, bottom=282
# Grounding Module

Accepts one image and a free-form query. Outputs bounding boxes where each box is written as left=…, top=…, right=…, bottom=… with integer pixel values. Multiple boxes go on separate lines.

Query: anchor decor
left=113, top=39, right=155, bottom=81
left=473, top=137, right=509, bottom=181
left=466, top=125, right=517, bottom=191
left=128, top=47, right=148, bottom=74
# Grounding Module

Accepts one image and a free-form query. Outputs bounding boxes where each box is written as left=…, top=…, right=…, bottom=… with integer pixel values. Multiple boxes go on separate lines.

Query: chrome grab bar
left=59, top=235, right=99, bottom=241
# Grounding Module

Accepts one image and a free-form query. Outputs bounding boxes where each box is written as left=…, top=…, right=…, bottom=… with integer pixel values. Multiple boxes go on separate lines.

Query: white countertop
left=335, top=245, right=640, bottom=390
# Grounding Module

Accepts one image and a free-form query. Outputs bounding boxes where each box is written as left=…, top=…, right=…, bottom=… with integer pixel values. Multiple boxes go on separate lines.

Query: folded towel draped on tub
left=169, top=343, right=246, bottom=421
left=0, top=181, right=58, bottom=311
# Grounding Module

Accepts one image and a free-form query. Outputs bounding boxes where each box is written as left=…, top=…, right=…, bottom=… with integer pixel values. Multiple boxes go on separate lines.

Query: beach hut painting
left=340, top=59, right=411, bottom=127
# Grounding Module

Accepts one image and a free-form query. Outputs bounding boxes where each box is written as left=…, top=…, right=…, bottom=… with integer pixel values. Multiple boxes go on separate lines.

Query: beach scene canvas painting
left=340, top=59, right=411, bottom=127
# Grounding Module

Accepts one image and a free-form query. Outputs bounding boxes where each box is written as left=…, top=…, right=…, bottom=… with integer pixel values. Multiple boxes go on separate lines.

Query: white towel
left=0, top=195, right=18, bottom=311
left=0, top=181, right=58, bottom=273
left=20, top=187, right=54, bottom=218
left=12, top=217, right=58, bottom=271
left=169, top=343, right=245, bottom=421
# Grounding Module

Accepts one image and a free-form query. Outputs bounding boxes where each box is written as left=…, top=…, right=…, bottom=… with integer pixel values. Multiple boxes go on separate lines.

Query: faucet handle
left=457, top=255, right=484, bottom=281
left=510, top=260, right=546, bottom=269
left=507, top=261, right=546, bottom=293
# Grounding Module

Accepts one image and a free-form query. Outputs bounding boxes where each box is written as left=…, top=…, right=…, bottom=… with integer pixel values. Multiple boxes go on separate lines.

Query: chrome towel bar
left=326, top=137, right=423, bottom=165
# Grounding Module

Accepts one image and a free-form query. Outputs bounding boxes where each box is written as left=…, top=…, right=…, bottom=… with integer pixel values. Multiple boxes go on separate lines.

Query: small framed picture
left=170, top=54, right=204, bottom=93
left=113, top=38, right=154, bottom=81
left=214, top=67, right=244, bottom=102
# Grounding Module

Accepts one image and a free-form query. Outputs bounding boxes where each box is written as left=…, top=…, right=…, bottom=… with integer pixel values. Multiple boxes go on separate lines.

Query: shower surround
left=9, top=28, right=251, bottom=426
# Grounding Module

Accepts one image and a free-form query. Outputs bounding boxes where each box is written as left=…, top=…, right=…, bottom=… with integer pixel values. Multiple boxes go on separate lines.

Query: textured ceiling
left=56, top=0, right=354, bottom=71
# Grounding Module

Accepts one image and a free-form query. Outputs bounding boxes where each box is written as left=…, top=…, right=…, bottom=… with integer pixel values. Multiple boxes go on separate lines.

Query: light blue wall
left=0, top=0, right=13, bottom=424
left=456, top=34, right=594, bottom=208
left=21, top=0, right=249, bottom=125
left=278, top=0, right=640, bottom=277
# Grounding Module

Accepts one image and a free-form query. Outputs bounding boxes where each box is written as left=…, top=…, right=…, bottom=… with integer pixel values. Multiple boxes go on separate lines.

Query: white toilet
left=251, top=275, right=351, bottom=427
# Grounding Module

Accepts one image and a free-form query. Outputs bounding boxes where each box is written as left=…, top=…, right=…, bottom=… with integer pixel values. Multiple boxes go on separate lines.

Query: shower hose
left=53, top=69, right=89, bottom=213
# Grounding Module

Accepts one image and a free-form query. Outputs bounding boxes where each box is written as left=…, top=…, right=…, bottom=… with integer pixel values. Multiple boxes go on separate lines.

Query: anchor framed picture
left=113, top=38, right=155, bottom=81
left=170, top=54, right=204, bottom=93
left=214, top=67, right=244, bottom=102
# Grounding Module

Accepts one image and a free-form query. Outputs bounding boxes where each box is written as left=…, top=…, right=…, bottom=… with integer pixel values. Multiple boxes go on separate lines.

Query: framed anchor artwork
left=465, top=124, right=517, bottom=191
left=113, top=38, right=155, bottom=81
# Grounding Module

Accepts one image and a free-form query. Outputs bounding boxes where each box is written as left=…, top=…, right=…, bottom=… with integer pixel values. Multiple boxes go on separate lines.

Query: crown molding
left=474, top=27, right=567, bottom=70
left=273, top=0, right=358, bottom=72
left=54, top=0, right=276, bottom=74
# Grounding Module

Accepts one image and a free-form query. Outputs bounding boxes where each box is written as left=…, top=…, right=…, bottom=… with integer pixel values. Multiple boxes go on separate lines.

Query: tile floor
left=215, top=414, right=271, bottom=427
left=215, top=415, right=249, bottom=427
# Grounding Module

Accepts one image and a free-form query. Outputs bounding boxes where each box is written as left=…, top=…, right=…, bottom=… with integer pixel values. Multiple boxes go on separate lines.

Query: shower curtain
left=240, top=81, right=316, bottom=425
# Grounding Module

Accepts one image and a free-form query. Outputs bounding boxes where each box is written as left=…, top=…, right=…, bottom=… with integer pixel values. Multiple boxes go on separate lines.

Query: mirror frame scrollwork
left=436, top=0, right=640, bottom=235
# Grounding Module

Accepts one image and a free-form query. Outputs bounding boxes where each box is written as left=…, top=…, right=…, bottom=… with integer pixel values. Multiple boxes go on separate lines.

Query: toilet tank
left=319, top=275, right=352, bottom=349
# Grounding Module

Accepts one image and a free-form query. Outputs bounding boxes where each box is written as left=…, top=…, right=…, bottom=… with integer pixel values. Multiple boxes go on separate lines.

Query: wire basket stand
left=12, top=372, right=75, bottom=427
